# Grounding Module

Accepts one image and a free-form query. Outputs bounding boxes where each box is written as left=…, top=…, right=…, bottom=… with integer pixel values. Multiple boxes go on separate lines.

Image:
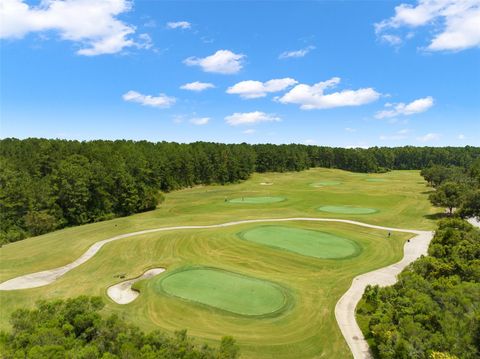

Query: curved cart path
left=107, top=268, right=165, bottom=304
left=0, top=217, right=435, bottom=359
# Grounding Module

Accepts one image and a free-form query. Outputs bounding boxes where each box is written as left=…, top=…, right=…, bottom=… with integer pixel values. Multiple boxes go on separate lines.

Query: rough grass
left=0, top=168, right=440, bottom=358
left=228, top=196, right=286, bottom=204
left=238, top=225, right=361, bottom=259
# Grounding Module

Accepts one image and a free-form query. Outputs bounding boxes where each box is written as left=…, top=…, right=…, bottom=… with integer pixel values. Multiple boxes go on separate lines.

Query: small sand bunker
left=318, top=206, right=379, bottom=215
left=107, top=268, right=165, bottom=304
left=260, top=182, right=274, bottom=186
left=229, top=196, right=286, bottom=204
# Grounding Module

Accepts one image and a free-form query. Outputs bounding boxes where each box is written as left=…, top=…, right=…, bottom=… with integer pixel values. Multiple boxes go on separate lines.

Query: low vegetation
left=358, top=160, right=480, bottom=359
left=0, top=296, right=239, bottom=359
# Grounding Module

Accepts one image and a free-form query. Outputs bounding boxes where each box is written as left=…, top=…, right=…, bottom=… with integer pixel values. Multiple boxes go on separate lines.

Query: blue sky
left=1, top=0, right=479, bottom=147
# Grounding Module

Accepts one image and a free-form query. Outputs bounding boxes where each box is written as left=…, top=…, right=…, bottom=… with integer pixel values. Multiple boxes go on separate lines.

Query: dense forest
left=1, top=138, right=480, bottom=243
left=0, top=296, right=239, bottom=359
left=357, top=161, right=480, bottom=359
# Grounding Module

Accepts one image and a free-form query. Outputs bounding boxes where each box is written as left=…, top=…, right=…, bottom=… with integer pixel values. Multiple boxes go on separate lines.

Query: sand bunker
left=318, top=206, right=378, bottom=214
left=107, top=268, right=165, bottom=304
left=260, top=182, right=273, bottom=186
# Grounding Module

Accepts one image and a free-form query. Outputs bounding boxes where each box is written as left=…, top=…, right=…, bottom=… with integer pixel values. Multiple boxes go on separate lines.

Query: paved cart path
left=0, top=217, right=436, bottom=359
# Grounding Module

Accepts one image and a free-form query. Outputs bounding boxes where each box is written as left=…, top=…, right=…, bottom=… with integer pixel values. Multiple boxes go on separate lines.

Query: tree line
left=1, top=138, right=479, bottom=243
left=357, top=160, right=480, bottom=359
left=0, top=296, right=239, bottom=359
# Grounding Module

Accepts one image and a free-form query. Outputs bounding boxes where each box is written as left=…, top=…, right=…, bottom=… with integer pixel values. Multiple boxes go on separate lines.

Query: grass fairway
left=156, top=267, right=290, bottom=316
left=0, top=168, right=441, bottom=358
left=317, top=205, right=379, bottom=214
left=238, top=226, right=361, bottom=259
left=228, top=196, right=286, bottom=204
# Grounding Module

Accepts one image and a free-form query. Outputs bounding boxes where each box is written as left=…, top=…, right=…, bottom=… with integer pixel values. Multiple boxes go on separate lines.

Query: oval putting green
left=365, top=178, right=388, bottom=182
left=310, top=181, right=341, bottom=187
left=156, top=268, right=288, bottom=316
left=238, top=226, right=361, bottom=259
left=228, top=196, right=286, bottom=204
left=317, top=205, right=378, bottom=214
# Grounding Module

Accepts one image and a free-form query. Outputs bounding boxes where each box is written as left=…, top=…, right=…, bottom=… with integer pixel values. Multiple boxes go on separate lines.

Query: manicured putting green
left=365, top=178, right=388, bottom=182
left=239, top=226, right=361, bottom=259
left=311, top=181, right=341, bottom=187
left=228, top=196, right=286, bottom=204
left=156, top=268, right=287, bottom=316
left=317, top=205, right=379, bottom=214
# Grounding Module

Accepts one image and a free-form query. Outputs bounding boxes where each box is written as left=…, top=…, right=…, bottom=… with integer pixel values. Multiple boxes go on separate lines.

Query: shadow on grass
left=423, top=213, right=448, bottom=221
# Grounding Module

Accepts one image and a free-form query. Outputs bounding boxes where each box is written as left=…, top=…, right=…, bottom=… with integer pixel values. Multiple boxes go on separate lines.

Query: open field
left=0, top=168, right=440, bottom=358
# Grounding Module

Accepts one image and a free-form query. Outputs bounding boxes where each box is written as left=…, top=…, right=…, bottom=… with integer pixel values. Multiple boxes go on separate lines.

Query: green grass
left=311, top=181, right=342, bottom=186
left=228, top=196, right=286, bottom=204
left=156, top=267, right=290, bottom=316
left=365, top=178, right=388, bottom=182
left=0, top=168, right=441, bottom=358
left=317, top=205, right=379, bottom=214
left=238, top=225, right=361, bottom=259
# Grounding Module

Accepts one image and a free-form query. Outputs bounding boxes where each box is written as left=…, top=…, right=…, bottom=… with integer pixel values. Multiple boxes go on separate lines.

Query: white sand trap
left=107, top=268, right=165, bottom=304
left=260, top=182, right=273, bottom=185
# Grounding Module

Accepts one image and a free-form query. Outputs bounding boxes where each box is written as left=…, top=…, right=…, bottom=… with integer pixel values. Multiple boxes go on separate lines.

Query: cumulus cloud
left=225, top=111, right=280, bottom=126
left=166, top=21, right=191, bottom=29
left=180, top=81, right=215, bottom=91
left=122, top=90, right=176, bottom=108
left=279, top=45, right=315, bottom=59
left=375, top=96, right=434, bottom=119
left=376, top=0, right=480, bottom=52
left=417, top=132, right=441, bottom=142
left=227, top=78, right=297, bottom=99
left=189, top=117, right=210, bottom=125
left=243, top=129, right=256, bottom=134
left=184, top=50, right=245, bottom=74
left=277, top=77, right=380, bottom=110
left=0, top=0, right=149, bottom=56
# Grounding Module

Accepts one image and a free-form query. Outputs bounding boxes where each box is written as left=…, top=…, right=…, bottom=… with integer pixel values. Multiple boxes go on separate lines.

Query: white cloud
left=278, top=77, right=380, bottom=110
left=0, top=0, right=148, bottom=56
left=122, top=90, right=176, bottom=108
left=376, top=0, right=480, bottom=52
left=345, top=127, right=357, bottom=133
left=184, top=50, right=245, bottom=74
left=375, top=96, right=434, bottom=119
left=189, top=117, right=210, bottom=125
left=243, top=129, right=256, bottom=134
left=180, top=81, right=215, bottom=91
left=166, top=21, right=191, bottom=29
left=279, top=45, right=315, bottom=59
left=417, top=132, right=441, bottom=142
left=380, top=34, right=403, bottom=46
left=304, top=139, right=317, bottom=145
left=227, top=78, right=297, bottom=99
left=225, top=111, right=280, bottom=126
left=379, top=129, right=411, bottom=140
left=458, top=134, right=466, bottom=140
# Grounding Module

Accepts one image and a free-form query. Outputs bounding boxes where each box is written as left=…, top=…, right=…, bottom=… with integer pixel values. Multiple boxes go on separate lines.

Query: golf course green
left=318, top=205, right=379, bottom=214
left=238, top=226, right=361, bottom=259
left=156, top=268, right=289, bottom=316
left=365, top=178, right=388, bottom=182
left=228, top=196, right=286, bottom=204
left=311, top=181, right=342, bottom=187
left=0, top=168, right=439, bottom=358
